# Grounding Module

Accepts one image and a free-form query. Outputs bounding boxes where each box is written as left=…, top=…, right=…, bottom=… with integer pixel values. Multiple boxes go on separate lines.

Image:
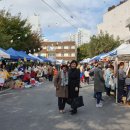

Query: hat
left=61, top=65, right=69, bottom=70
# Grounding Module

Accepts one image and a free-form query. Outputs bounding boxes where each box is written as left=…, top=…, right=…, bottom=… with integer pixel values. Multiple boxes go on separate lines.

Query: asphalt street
left=0, top=81, right=130, bottom=130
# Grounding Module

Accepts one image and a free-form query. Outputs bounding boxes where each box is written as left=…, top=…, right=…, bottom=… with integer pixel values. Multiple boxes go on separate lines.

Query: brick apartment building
left=38, top=41, right=77, bottom=61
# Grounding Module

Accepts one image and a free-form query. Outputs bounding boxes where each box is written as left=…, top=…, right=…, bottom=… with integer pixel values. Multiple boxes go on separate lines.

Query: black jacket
left=68, top=68, right=80, bottom=98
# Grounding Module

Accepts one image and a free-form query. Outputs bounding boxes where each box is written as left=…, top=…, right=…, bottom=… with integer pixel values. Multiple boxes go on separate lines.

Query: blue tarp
left=6, top=48, right=22, bottom=59
left=28, top=54, right=43, bottom=62
left=90, top=53, right=106, bottom=62
left=38, top=56, right=51, bottom=62
left=48, top=57, right=56, bottom=63
left=18, top=51, right=36, bottom=61
left=6, top=48, right=35, bottom=60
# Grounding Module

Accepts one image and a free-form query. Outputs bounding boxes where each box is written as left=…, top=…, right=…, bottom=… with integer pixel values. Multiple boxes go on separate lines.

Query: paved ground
left=0, top=81, right=130, bottom=130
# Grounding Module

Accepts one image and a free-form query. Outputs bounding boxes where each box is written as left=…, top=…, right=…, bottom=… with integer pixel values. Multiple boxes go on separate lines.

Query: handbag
left=109, top=75, right=115, bottom=90
left=127, top=90, right=130, bottom=102
left=71, top=96, right=84, bottom=109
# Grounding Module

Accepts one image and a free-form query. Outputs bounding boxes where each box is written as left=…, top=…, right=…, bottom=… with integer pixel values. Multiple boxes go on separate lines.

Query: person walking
left=54, top=65, right=69, bottom=113
left=48, top=65, right=53, bottom=81
left=94, top=62, right=105, bottom=108
left=118, top=62, right=127, bottom=103
left=84, top=68, right=90, bottom=85
left=68, top=60, right=80, bottom=115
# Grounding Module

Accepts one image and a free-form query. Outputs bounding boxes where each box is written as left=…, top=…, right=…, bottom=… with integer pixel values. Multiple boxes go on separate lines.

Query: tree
left=0, top=10, right=41, bottom=52
left=77, top=32, right=121, bottom=61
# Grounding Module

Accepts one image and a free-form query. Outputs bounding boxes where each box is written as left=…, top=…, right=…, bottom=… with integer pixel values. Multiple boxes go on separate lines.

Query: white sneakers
left=96, top=102, right=103, bottom=108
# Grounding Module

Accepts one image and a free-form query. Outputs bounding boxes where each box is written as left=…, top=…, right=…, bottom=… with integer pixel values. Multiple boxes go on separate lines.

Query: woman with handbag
left=54, top=65, right=69, bottom=113
left=68, top=60, right=80, bottom=115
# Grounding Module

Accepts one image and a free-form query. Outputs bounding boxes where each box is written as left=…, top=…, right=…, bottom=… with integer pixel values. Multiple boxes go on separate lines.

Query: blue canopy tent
left=6, top=48, right=35, bottom=61
left=0, top=48, right=10, bottom=59
left=90, top=53, right=106, bottom=62
left=38, top=56, right=51, bottom=62
left=28, top=54, right=43, bottom=62
left=18, top=51, right=36, bottom=61
left=100, top=49, right=117, bottom=59
left=6, top=48, right=22, bottom=60
left=48, top=57, right=56, bottom=63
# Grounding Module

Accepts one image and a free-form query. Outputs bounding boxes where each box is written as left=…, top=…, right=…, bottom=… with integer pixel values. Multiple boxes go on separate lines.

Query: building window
left=42, top=46, right=46, bottom=49
left=64, top=46, right=69, bottom=49
left=71, top=53, right=75, bottom=57
left=61, top=53, right=64, bottom=56
left=71, top=46, right=75, bottom=49
left=69, top=53, right=71, bottom=57
left=57, top=46, right=61, bottom=49
left=61, top=46, right=64, bottom=49
left=64, top=53, right=69, bottom=57
left=48, top=53, right=55, bottom=58
left=69, top=46, right=71, bottom=49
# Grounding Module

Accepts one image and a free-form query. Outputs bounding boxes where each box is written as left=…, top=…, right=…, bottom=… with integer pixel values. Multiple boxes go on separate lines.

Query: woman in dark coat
left=68, top=60, right=80, bottom=115
left=94, top=62, right=105, bottom=108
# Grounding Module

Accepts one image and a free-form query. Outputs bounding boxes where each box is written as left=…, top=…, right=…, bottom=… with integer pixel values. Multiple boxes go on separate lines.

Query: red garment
left=23, top=73, right=30, bottom=82
left=54, top=69, right=58, bottom=76
left=30, top=71, right=36, bottom=78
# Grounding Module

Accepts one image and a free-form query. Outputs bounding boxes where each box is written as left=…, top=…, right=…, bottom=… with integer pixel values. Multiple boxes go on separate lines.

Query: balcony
left=126, top=18, right=130, bottom=27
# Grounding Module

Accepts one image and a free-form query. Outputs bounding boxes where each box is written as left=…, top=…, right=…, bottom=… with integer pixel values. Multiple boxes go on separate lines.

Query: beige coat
left=54, top=72, right=68, bottom=98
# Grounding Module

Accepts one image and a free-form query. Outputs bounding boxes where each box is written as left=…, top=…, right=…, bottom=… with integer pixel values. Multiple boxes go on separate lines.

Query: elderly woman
left=54, top=65, right=69, bottom=113
left=94, top=62, right=105, bottom=108
left=68, top=60, right=80, bottom=115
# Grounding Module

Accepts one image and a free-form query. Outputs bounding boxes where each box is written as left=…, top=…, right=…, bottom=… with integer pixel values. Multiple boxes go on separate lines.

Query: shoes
left=59, top=110, right=65, bottom=114
left=71, top=110, right=77, bottom=115
left=101, top=99, right=104, bottom=101
left=96, top=103, right=103, bottom=108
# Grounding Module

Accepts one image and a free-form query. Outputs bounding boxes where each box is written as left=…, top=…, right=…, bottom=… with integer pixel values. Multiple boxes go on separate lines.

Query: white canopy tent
left=0, top=49, right=10, bottom=59
left=99, top=43, right=130, bottom=103
left=111, top=43, right=130, bottom=103
left=80, top=58, right=91, bottom=63
left=116, top=44, right=130, bottom=61
left=100, top=43, right=130, bottom=60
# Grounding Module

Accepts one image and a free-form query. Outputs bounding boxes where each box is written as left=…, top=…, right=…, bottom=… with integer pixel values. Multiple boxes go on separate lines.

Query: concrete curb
left=0, top=88, right=12, bottom=94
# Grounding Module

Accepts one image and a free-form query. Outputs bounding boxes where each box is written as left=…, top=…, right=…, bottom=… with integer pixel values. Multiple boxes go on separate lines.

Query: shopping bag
left=127, top=90, right=130, bottom=102
left=109, top=76, right=115, bottom=90
left=71, top=96, right=84, bottom=109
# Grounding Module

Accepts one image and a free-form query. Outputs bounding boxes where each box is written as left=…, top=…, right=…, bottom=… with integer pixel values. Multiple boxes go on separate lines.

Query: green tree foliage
left=0, top=10, right=41, bottom=52
left=77, top=32, right=121, bottom=61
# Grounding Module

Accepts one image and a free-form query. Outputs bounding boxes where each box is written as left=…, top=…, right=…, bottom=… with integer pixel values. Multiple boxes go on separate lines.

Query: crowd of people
left=1, top=58, right=130, bottom=115
left=54, top=60, right=130, bottom=115
left=0, top=59, right=58, bottom=90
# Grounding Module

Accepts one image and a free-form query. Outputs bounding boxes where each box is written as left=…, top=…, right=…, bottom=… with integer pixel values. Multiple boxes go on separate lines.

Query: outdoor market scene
left=0, top=0, right=130, bottom=130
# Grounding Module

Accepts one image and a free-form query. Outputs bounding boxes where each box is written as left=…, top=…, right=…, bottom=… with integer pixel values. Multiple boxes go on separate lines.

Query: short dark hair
left=70, top=60, right=78, bottom=67
left=61, top=65, right=69, bottom=70
left=119, top=62, right=124, bottom=66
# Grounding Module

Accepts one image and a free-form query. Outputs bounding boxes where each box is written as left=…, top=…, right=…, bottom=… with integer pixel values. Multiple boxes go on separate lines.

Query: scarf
left=61, top=70, right=68, bottom=87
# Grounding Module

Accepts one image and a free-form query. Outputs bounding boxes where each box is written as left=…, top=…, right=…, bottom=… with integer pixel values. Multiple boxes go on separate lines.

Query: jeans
left=96, top=92, right=102, bottom=104
left=48, top=75, right=53, bottom=81
left=85, top=77, right=89, bottom=84
left=58, top=97, right=66, bottom=110
left=106, top=87, right=111, bottom=96
left=118, top=80, right=125, bottom=102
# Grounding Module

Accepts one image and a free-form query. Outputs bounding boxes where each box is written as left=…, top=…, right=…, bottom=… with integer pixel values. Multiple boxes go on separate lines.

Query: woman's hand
left=56, top=87, right=59, bottom=90
left=75, top=87, right=78, bottom=91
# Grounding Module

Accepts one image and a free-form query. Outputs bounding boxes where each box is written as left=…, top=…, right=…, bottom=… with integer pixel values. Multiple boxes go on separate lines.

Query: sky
left=0, top=0, right=121, bottom=41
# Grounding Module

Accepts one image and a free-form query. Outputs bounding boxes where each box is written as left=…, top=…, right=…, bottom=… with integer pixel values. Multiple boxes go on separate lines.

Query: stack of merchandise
left=13, top=80, right=24, bottom=89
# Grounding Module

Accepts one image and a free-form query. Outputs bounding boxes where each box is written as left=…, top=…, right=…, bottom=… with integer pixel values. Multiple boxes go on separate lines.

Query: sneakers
left=96, top=102, right=103, bottom=108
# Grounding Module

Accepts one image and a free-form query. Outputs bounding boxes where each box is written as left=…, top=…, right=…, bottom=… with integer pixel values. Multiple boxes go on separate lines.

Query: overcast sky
left=0, top=0, right=120, bottom=41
